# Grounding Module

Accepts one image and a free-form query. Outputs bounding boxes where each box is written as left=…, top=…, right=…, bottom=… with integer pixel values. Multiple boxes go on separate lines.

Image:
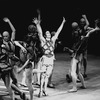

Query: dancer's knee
left=46, top=65, right=53, bottom=77
left=71, top=71, right=77, bottom=79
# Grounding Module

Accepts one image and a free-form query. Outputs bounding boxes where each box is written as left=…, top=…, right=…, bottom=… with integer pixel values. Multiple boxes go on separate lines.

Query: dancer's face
left=45, top=31, right=51, bottom=41
left=3, top=31, right=10, bottom=42
left=80, top=18, right=86, bottom=27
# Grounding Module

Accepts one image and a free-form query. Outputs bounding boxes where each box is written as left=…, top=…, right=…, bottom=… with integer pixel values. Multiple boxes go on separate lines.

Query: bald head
left=72, top=22, right=78, bottom=29
left=2, top=31, right=10, bottom=41
left=80, top=18, right=86, bottom=26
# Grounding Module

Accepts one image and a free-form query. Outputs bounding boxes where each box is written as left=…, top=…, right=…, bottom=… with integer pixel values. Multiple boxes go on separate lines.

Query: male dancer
left=0, top=17, right=27, bottom=100
left=33, top=16, right=66, bottom=97
left=68, top=24, right=100, bottom=92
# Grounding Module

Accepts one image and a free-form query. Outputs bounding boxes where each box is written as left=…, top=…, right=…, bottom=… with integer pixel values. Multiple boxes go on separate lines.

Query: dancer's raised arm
left=52, top=17, right=66, bottom=41
left=3, top=17, right=16, bottom=41
left=82, top=15, right=89, bottom=30
left=14, top=41, right=27, bottom=53
left=33, top=18, right=45, bottom=42
left=86, top=27, right=100, bottom=37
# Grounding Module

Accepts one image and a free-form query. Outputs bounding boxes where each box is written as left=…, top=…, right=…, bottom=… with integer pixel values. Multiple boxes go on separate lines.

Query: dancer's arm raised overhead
left=33, top=18, right=45, bottom=43
left=82, top=15, right=89, bottom=30
left=52, top=17, right=66, bottom=41
left=37, top=9, right=41, bottom=23
left=3, top=17, right=16, bottom=41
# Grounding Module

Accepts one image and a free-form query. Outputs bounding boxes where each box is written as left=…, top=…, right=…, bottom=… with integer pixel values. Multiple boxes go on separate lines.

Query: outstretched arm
left=32, top=18, right=45, bottom=42
left=3, top=17, right=16, bottom=41
left=14, top=41, right=27, bottom=53
left=82, top=15, right=89, bottom=30
left=17, top=59, right=30, bottom=73
left=86, top=27, right=100, bottom=37
left=52, top=17, right=66, bottom=41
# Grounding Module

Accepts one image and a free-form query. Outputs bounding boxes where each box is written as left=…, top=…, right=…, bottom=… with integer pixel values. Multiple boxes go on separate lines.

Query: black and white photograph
left=0, top=0, right=100, bottom=100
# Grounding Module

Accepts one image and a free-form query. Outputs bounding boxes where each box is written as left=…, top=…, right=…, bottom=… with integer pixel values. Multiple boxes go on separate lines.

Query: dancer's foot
left=43, top=90, right=48, bottom=96
left=47, top=83, right=55, bottom=88
left=83, top=74, right=87, bottom=78
left=80, top=86, right=86, bottom=89
left=20, top=83, right=27, bottom=87
left=38, top=91, right=42, bottom=98
left=32, top=82, right=40, bottom=86
left=68, top=88, right=77, bottom=93
left=14, top=91, right=20, bottom=95
left=20, top=92, right=28, bottom=100
left=77, top=78, right=81, bottom=83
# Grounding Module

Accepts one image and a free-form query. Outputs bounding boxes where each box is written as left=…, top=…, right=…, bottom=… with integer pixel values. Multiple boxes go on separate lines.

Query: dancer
left=17, top=26, right=40, bottom=100
left=65, top=15, right=93, bottom=82
left=79, top=15, right=91, bottom=78
left=64, top=21, right=81, bottom=83
left=0, top=17, right=27, bottom=100
left=19, top=24, right=39, bottom=87
left=68, top=24, right=100, bottom=92
left=33, top=16, right=66, bottom=97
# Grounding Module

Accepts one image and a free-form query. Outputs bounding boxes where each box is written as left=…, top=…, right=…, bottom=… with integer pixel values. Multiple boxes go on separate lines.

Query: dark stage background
left=0, top=0, right=100, bottom=55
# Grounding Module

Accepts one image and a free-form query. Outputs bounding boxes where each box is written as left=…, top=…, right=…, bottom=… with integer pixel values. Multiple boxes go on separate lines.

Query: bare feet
left=47, top=83, right=55, bottom=88
left=68, top=88, right=77, bottom=93
left=43, top=90, right=48, bottom=96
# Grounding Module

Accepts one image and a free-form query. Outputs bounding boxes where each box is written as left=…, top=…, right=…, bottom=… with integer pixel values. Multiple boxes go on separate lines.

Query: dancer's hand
left=17, top=68, right=22, bottom=73
left=32, top=18, right=40, bottom=24
left=63, top=47, right=67, bottom=51
left=81, top=36, right=85, bottom=39
left=95, top=26, right=100, bottom=31
left=63, top=47, right=70, bottom=51
left=95, top=19, right=100, bottom=28
left=82, top=14, right=86, bottom=18
left=21, top=47, right=27, bottom=54
left=3, top=17, right=10, bottom=22
left=95, top=19, right=99, bottom=23
left=63, top=17, right=66, bottom=23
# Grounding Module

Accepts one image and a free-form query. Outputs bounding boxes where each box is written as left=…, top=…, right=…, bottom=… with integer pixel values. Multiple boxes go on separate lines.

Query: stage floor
left=0, top=53, right=100, bottom=100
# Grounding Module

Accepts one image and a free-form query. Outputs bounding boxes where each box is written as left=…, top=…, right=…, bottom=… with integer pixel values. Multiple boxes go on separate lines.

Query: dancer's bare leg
left=83, top=51, right=87, bottom=78
left=44, top=65, right=53, bottom=95
left=36, top=58, right=42, bottom=85
left=20, top=69, right=27, bottom=86
left=25, top=64, right=33, bottom=100
left=69, top=58, right=78, bottom=92
left=38, top=65, right=46, bottom=97
left=77, top=62, right=86, bottom=88
left=38, top=73, right=45, bottom=97
left=2, top=72, right=14, bottom=100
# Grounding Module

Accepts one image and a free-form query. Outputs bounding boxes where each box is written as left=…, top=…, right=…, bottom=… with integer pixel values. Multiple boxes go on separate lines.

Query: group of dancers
left=0, top=10, right=100, bottom=100
left=64, top=15, right=100, bottom=92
